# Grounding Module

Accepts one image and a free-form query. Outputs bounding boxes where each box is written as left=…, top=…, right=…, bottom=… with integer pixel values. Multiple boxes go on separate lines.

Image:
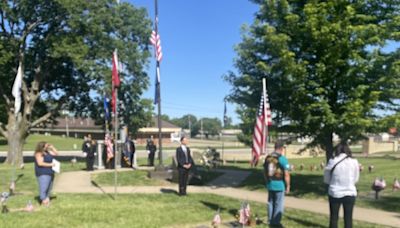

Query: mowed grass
left=0, top=134, right=246, bottom=152
left=0, top=134, right=83, bottom=151
left=0, top=193, right=383, bottom=228
left=0, top=162, right=386, bottom=227
left=232, top=155, right=400, bottom=212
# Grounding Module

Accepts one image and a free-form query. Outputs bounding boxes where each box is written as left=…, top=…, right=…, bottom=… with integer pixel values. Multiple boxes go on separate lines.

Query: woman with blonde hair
left=34, top=141, right=58, bottom=206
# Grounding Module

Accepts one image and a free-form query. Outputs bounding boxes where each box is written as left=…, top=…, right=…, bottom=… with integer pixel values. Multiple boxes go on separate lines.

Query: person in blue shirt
left=263, top=141, right=291, bottom=227
left=34, top=141, right=58, bottom=206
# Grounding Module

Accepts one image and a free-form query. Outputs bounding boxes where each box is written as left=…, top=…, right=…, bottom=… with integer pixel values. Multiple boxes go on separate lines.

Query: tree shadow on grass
left=285, top=215, right=326, bottom=228
left=289, top=173, right=326, bottom=198
left=200, top=200, right=237, bottom=216
left=358, top=194, right=400, bottom=212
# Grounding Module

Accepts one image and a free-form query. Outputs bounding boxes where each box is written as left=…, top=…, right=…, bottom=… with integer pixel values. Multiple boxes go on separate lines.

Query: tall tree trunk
left=4, top=114, right=27, bottom=166
left=324, top=132, right=334, bottom=163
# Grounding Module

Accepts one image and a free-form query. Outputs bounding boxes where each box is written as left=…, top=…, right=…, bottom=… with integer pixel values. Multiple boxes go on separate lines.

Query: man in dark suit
left=176, top=136, right=194, bottom=196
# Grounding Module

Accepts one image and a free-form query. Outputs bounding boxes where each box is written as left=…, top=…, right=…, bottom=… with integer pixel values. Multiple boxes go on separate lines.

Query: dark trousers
left=329, top=195, right=356, bottom=228
left=86, top=156, right=95, bottom=171
left=178, top=168, right=189, bottom=195
left=148, top=152, right=155, bottom=166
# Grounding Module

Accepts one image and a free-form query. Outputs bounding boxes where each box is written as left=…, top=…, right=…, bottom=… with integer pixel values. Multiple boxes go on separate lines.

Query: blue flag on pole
left=104, top=96, right=110, bottom=121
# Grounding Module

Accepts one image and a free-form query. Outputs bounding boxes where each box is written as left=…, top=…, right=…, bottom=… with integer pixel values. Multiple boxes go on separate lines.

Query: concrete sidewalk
left=53, top=168, right=399, bottom=227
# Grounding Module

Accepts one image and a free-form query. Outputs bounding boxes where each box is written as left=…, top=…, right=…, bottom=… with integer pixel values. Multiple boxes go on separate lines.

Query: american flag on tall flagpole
left=150, top=30, right=163, bottom=63
left=251, top=88, right=272, bottom=166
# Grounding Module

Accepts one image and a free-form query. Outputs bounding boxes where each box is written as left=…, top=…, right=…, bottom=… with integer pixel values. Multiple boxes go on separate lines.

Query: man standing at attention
left=176, top=136, right=194, bottom=196
left=263, top=141, right=291, bottom=227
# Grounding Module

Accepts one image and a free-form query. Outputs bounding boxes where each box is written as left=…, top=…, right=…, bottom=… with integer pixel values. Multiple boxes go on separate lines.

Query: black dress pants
left=329, top=195, right=356, bottom=228
left=86, top=156, right=95, bottom=171
left=178, top=168, right=189, bottom=195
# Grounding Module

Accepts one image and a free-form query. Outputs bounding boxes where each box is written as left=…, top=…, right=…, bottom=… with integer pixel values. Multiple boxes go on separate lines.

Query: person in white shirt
left=324, top=142, right=359, bottom=228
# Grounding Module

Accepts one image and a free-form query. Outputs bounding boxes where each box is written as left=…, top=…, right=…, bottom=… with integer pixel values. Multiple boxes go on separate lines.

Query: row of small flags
left=211, top=201, right=255, bottom=227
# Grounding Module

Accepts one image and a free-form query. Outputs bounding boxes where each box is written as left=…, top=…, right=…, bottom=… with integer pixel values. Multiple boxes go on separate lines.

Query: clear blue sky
left=126, top=1, right=399, bottom=124
left=127, top=0, right=259, bottom=124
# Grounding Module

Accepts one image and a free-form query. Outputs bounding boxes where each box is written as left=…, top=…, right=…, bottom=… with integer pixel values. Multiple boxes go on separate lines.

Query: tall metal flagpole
left=155, top=0, right=163, bottom=167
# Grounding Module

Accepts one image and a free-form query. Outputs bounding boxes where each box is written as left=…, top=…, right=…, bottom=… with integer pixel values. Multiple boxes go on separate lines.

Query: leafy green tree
left=199, top=117, right=222, bottom=139
left=225, top=0, right=400, bottom=159
left=170, top=114, right=199, bottom=137
left=0, top=0, right=152, bottom=165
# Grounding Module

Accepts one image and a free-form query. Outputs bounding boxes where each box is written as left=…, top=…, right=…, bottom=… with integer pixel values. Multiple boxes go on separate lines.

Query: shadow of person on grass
left=285, top=215, right=326, bottom=228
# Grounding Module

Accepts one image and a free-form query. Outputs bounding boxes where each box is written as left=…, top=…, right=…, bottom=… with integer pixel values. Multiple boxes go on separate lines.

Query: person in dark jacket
left=176, top=136, right=194, bottom=196
left=34, top=141, right=58, bottom=206
left=124, top=134, right=135, bottom=167
left=86, top=139, right=97, bottom=171
left=146, top=138, right=157, bottom=166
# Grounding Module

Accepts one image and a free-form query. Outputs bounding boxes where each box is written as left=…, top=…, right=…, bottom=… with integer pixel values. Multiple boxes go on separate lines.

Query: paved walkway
left=54, top=168, right=399, bottom=227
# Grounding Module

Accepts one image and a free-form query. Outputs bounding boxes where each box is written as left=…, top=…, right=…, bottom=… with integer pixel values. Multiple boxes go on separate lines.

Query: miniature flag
left=212, top=210, right=221, bottom=226
left=393, top=178, right=400, bottom=190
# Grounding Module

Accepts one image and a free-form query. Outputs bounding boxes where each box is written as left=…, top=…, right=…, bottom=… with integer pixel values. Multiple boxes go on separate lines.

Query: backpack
left=263, top=152, right=284, bottom=181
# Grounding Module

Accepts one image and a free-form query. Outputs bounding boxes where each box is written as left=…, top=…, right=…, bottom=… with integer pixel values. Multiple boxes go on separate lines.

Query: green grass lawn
left=0, top=193, right=383, bottom=228
left=0, top=161, right=387, bottom=227
left=230, top=156, right=400, bottom=213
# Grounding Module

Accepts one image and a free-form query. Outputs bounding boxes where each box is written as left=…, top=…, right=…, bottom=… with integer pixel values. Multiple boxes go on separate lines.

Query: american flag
left=238, top=202, right=251, bottom=225
left=150, top=30, right=163, bottom=62
left=212, top=210, right=221, bottom=226
left=393, top=178, right=400, bottom=190
left=251, top=91, right=272, bottom=166
left=104, top=133, right=114, bottom=161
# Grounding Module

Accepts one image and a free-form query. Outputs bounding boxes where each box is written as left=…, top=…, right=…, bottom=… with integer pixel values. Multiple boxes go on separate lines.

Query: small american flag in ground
left=150, top=30, right=163, bottom=62
left=251, top=91, right=272, bottom=166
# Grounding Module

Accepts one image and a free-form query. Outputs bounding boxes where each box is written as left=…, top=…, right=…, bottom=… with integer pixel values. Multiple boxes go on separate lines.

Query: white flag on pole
left=12, top=64, right=23, bottom=115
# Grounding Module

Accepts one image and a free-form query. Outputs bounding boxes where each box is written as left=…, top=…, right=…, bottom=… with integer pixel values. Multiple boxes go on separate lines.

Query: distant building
left=31, top=116, right=104, bottom=139
left=136, top=117, right=182, bottom=145
left=32, top=116, right=182, bottom=144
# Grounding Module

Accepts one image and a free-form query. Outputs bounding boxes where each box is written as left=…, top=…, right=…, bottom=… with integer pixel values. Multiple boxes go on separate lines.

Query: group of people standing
left=265, top=141, right=359, bottom=228
left=33, top=134, right=359, bottom=228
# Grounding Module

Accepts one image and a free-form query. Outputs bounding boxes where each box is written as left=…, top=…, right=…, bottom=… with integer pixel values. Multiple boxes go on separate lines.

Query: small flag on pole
left=12, top=63, right=23, bottom=115
left=251, top=89, right=272, bottom=166
left=103, top=96, right=110, bottom=121
left=112, top=50, right=120, bottom=87
left=211, top=208, right=221, bottom=227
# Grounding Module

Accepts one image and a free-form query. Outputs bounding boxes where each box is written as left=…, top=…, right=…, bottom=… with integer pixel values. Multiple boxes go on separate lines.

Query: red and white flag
left=212, top=212, right=221, bottom=226
left=104, top=133, right=114, bottom=161
left=111, top=50, right=120, bottom=113
left=238, top=202, right=250, bottom=225
left=150, top=30, right=163, bottom=62
left=251, top=88, right=272, bottom=166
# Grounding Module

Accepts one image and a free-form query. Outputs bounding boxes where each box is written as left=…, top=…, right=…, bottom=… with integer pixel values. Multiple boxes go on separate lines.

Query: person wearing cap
left=176, top=136, right=194, bottom=196
left=263, top=141, right=291, bottom=227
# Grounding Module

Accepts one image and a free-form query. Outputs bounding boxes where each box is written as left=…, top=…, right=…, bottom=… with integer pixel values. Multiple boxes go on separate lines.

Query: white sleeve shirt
left=324, top=153, right=360, bottom=198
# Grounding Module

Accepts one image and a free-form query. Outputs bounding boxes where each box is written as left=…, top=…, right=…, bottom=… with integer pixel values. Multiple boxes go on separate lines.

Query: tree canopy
left=226, top=0, right=400, bottom=158
left=0, top=0, right=153, bottom=164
